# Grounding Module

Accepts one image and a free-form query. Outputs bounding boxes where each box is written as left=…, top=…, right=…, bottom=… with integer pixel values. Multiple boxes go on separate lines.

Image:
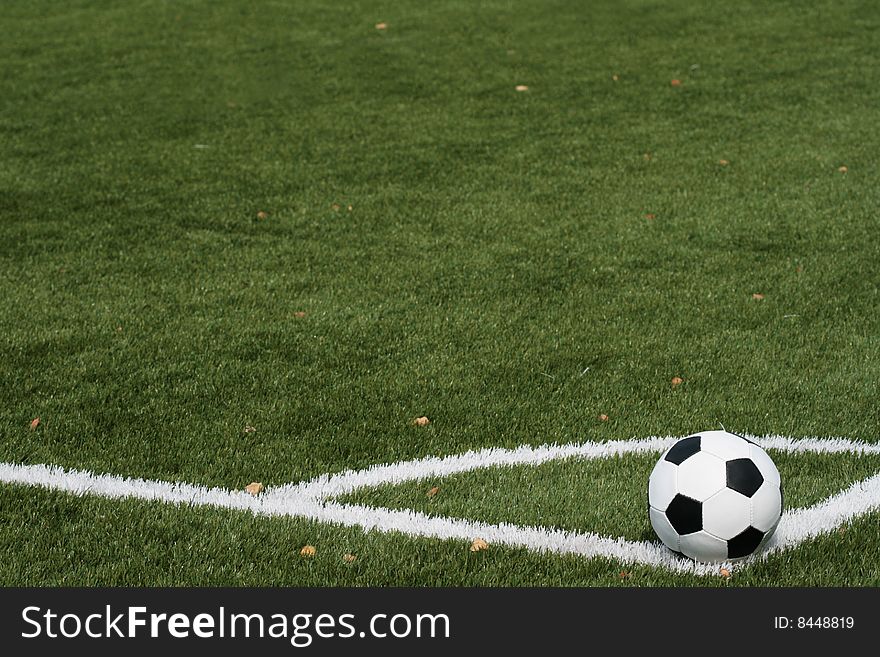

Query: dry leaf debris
left=470, top=538, right=489, bottom=552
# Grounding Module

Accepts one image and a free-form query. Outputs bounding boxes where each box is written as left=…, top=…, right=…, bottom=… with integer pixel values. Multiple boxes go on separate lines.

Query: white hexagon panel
left=676, top=450, right=727, bottom=501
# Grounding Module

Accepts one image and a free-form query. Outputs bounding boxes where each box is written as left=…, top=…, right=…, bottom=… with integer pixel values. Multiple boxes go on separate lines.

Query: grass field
left=1, top=0, right=879, bottom=586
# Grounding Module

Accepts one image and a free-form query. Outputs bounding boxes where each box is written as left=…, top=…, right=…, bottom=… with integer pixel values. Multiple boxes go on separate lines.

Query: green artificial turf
left=1, top=0, right=879, bottom=585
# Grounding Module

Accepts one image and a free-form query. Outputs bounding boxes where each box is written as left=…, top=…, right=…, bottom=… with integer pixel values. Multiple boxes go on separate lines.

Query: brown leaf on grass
left=515, top=84, right=529, bottom=92
left=718, top=159, right=730, bottom=166
left=29, top=417, right=40, bottom=431
left=245, top=482, right=264, bottom=495
left=598, top=414, right=609, bottom=422
left=427, top=486, right=440, bottom=498
left=838, top=165, right=848, bottom=173
left=293, top=311, right=307, bottom=318
left=300, top=545, right=316, bottom=557
left=331, top=203, right=341, bottom=211
left=256, top=211, right=268, bottom=220
left=619, top=571, right=630, bottom=579
left=343, top=553, right=357, bottom=563
left=243, top=425, right=257, bottom=434
left=470, top=538, right=489, bottom=552
left=719, top=567, right=731, bottom=578
left=671, top=376, right=684, bottom=387
left=412, top=416, right=430, bottom=427
left=752, top=293, right=765, bottom=300
left=645, top=213, right=656, bottom=220
left=375, top=22, right=388, bottom=30
left=670, top=79, right=682, bottom=87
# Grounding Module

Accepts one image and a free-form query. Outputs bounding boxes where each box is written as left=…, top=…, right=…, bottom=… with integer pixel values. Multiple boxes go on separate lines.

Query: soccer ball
left=648, top=430, right=783, bottom=563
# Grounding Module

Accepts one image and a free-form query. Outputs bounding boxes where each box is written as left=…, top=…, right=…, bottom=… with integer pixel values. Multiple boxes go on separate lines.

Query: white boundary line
left=1, top=434, right=879, bottom=576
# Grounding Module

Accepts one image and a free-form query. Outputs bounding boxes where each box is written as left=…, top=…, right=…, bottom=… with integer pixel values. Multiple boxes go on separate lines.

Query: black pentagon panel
left=726, top=458, right=764, bottom=497
left=664, top=435, right=701, bottom=465
left=727, top=526, right=765, bottom=559
left=665, top=494, right=702, bottom=535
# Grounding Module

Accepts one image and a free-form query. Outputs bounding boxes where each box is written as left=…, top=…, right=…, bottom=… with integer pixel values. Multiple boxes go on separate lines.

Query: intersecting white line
left=1, top=434, right=879, bottom=577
